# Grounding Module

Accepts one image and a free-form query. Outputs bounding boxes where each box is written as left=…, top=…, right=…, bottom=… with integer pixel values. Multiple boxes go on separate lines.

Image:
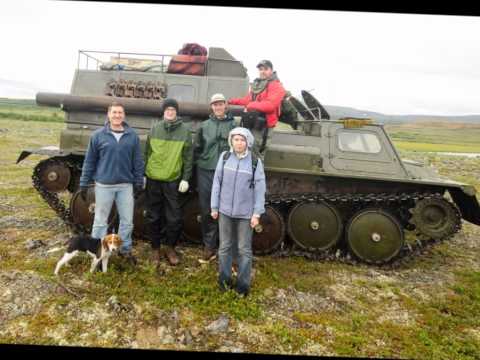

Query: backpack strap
left=219, top=151, right=231, bottom=188
left=249, top=153, right=258, bottom=189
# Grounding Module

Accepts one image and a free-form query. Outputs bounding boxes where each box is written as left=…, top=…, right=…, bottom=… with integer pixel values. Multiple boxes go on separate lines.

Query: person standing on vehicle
left=210, top=127, right=266, bottom=296
left=228, top=60, right=286, bottom=159
left=79, top=101, right=144, bottom=266
left=144, top=98, right=193, bottom=267
left=195, top=93, right=236, bottom=264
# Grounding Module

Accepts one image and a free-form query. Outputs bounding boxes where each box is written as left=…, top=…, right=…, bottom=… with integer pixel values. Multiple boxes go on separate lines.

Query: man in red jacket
left=228, top=60, right=286, bottom=159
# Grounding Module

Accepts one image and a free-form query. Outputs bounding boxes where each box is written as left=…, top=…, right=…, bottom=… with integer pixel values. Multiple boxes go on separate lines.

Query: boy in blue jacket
left=211, top=127, right=266, bottom=296
left=79, top=102, right=144, bottom=265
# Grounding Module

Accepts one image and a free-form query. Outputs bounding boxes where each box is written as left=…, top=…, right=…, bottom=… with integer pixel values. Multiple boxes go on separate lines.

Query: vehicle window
left=167, top=84, right=195, bottom=102
left=337, top=131, right=382, bottom=153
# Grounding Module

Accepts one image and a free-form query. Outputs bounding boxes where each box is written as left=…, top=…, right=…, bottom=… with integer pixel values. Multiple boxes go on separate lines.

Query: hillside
left=324, top=104, right=480, bottom=124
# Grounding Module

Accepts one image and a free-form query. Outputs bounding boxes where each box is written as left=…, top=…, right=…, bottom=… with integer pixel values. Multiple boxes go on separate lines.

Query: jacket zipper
left=106, top=130, right=119, bottom=181
left=117, top=131, right=128, bottom=178
left=230, top=157, right=240, bottom=217
left=215, top=119, right=221, bottom=160
left=108, top=128, right=129, bottom=183
left=215, top=118, right=232, bottom=161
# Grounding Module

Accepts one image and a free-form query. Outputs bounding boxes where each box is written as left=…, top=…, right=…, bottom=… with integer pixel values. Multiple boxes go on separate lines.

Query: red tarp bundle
left=167, top=55, right=207, bottom=76
left=177, top=43, right=207, bottom=56
left=167, top=43, right=208, bottom=75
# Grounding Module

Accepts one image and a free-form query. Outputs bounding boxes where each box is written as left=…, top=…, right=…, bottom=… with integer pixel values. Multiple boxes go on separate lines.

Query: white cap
left=210, top=93, right=226, bottom=105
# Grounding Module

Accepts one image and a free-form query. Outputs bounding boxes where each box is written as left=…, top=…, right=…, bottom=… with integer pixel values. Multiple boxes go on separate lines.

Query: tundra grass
left=386, top=122, right=480, bottom=153
left=0, top=101, right=64, bottom=123
left=393, top=140, right=480, bottom=153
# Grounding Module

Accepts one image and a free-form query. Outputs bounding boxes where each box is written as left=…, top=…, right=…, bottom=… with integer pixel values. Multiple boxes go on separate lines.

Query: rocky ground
left=1, top=119, right=480, bottom=358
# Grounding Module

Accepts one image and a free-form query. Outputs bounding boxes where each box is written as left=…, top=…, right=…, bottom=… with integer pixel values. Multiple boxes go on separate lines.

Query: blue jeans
left=218, top=213, right=253, bottom=295
left=91, top=183, right=134, bottom=254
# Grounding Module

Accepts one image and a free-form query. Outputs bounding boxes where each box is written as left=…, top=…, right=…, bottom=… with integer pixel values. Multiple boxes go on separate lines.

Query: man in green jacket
left=195, top=93, right=235, bottom=264
left=144, top=98, right=193, bottom=266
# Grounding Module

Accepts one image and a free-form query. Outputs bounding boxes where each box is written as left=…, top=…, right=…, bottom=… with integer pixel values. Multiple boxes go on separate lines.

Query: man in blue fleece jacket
left=211, top=127, right=266, bottom=296
left=79, top=102, right=144, bottom=265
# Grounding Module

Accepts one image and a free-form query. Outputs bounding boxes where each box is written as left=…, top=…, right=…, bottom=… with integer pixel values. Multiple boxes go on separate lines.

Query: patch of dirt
left=0, top=228, right=19, bottom=242
left=376, top=302, right=416, bottom=326
left=268, top=286, right=338, bottom=314
left=0, top=270, right=56, bottom=325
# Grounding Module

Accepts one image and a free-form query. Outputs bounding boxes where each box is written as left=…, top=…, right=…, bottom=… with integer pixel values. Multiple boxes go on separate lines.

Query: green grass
left=386, top=123, right=480, bottom=153
left=286, top=270, right=480, bottom=359
left=393, top=140, right=480, bottom=153
left=0, top=100, right=64, bottom=123
left=409, top=271, right=480, bottom=359
left=90, top=258, right=265, bottom=321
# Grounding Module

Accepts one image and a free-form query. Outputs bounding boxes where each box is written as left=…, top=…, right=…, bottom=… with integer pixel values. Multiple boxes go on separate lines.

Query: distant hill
left=323, top=105, right=480, bottom=124
left=0, top=98, right=36, bottom=106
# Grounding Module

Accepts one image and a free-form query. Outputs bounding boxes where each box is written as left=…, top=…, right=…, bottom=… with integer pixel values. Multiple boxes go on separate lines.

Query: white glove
left=178, top=180, right=189, bottom=193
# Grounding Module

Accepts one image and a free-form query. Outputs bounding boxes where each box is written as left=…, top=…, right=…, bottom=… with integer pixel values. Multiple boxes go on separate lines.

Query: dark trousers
left=144, top=177, right=183, bottom=248
left=251, top=127, right=271, bottom=161
left=197, top=167, right=219, bottom=250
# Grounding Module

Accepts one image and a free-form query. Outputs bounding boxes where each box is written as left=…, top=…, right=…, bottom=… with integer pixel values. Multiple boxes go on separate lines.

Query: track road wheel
left=253, top=205, right=285, bottom=255
left=70, top=186, right=117, bottom=233
left=182, top=194, right=202, bottom=244
left=346, top=209, right=404, bottom=264
left=287, top=201, right=343, bottom=251
left=133, top=191, right=146, bottom=239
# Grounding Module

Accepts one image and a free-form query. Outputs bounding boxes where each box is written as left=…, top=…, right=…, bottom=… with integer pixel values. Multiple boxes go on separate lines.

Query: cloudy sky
left=1, top=1, right=480, bottom=116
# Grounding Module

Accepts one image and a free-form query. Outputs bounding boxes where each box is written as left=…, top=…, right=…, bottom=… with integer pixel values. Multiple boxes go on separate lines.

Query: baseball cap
left=256, top=60, right=273, bottom=69
left=210, top=93, right=226, bottom=105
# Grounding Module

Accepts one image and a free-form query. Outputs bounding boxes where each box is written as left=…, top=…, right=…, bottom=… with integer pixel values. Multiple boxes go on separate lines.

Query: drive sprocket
left=409, top=196, right=461, bottom=240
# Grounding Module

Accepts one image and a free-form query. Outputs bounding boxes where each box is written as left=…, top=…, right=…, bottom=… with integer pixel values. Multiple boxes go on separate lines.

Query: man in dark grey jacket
left=79, top=102, right=144, bottom=265
left=195, top=93, right=235, bottom=264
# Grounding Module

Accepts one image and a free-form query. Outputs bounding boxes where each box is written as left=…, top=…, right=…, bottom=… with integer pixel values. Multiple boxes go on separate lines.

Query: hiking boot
left=198, top=247, right=217, bottom=264
left=155, top=262, right=165, bottom=276
left=165, top=246, right=180, bottom=266
left=153, top=247, right=162, bottom=264
left=235, top=289, right=249, bottom=298
left=219, top=279, right=233, bottom=293
left=120, top=252, right=137, bottom=267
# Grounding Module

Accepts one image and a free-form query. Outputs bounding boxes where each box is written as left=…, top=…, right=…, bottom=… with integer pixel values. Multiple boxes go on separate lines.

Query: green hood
left=163, top=116, right=183, bottom=131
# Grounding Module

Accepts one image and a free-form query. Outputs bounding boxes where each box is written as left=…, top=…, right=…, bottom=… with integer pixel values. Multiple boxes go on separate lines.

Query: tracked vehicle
left=18, top=48, right=480, bottom=264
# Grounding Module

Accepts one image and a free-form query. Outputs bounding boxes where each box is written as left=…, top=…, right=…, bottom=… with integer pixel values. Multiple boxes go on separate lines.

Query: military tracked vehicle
left=18, top=47, right=480, bottom=265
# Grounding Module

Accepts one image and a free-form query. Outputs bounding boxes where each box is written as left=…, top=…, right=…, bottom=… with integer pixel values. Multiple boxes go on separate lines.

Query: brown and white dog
left=54, top=234, right=122, bottom=275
